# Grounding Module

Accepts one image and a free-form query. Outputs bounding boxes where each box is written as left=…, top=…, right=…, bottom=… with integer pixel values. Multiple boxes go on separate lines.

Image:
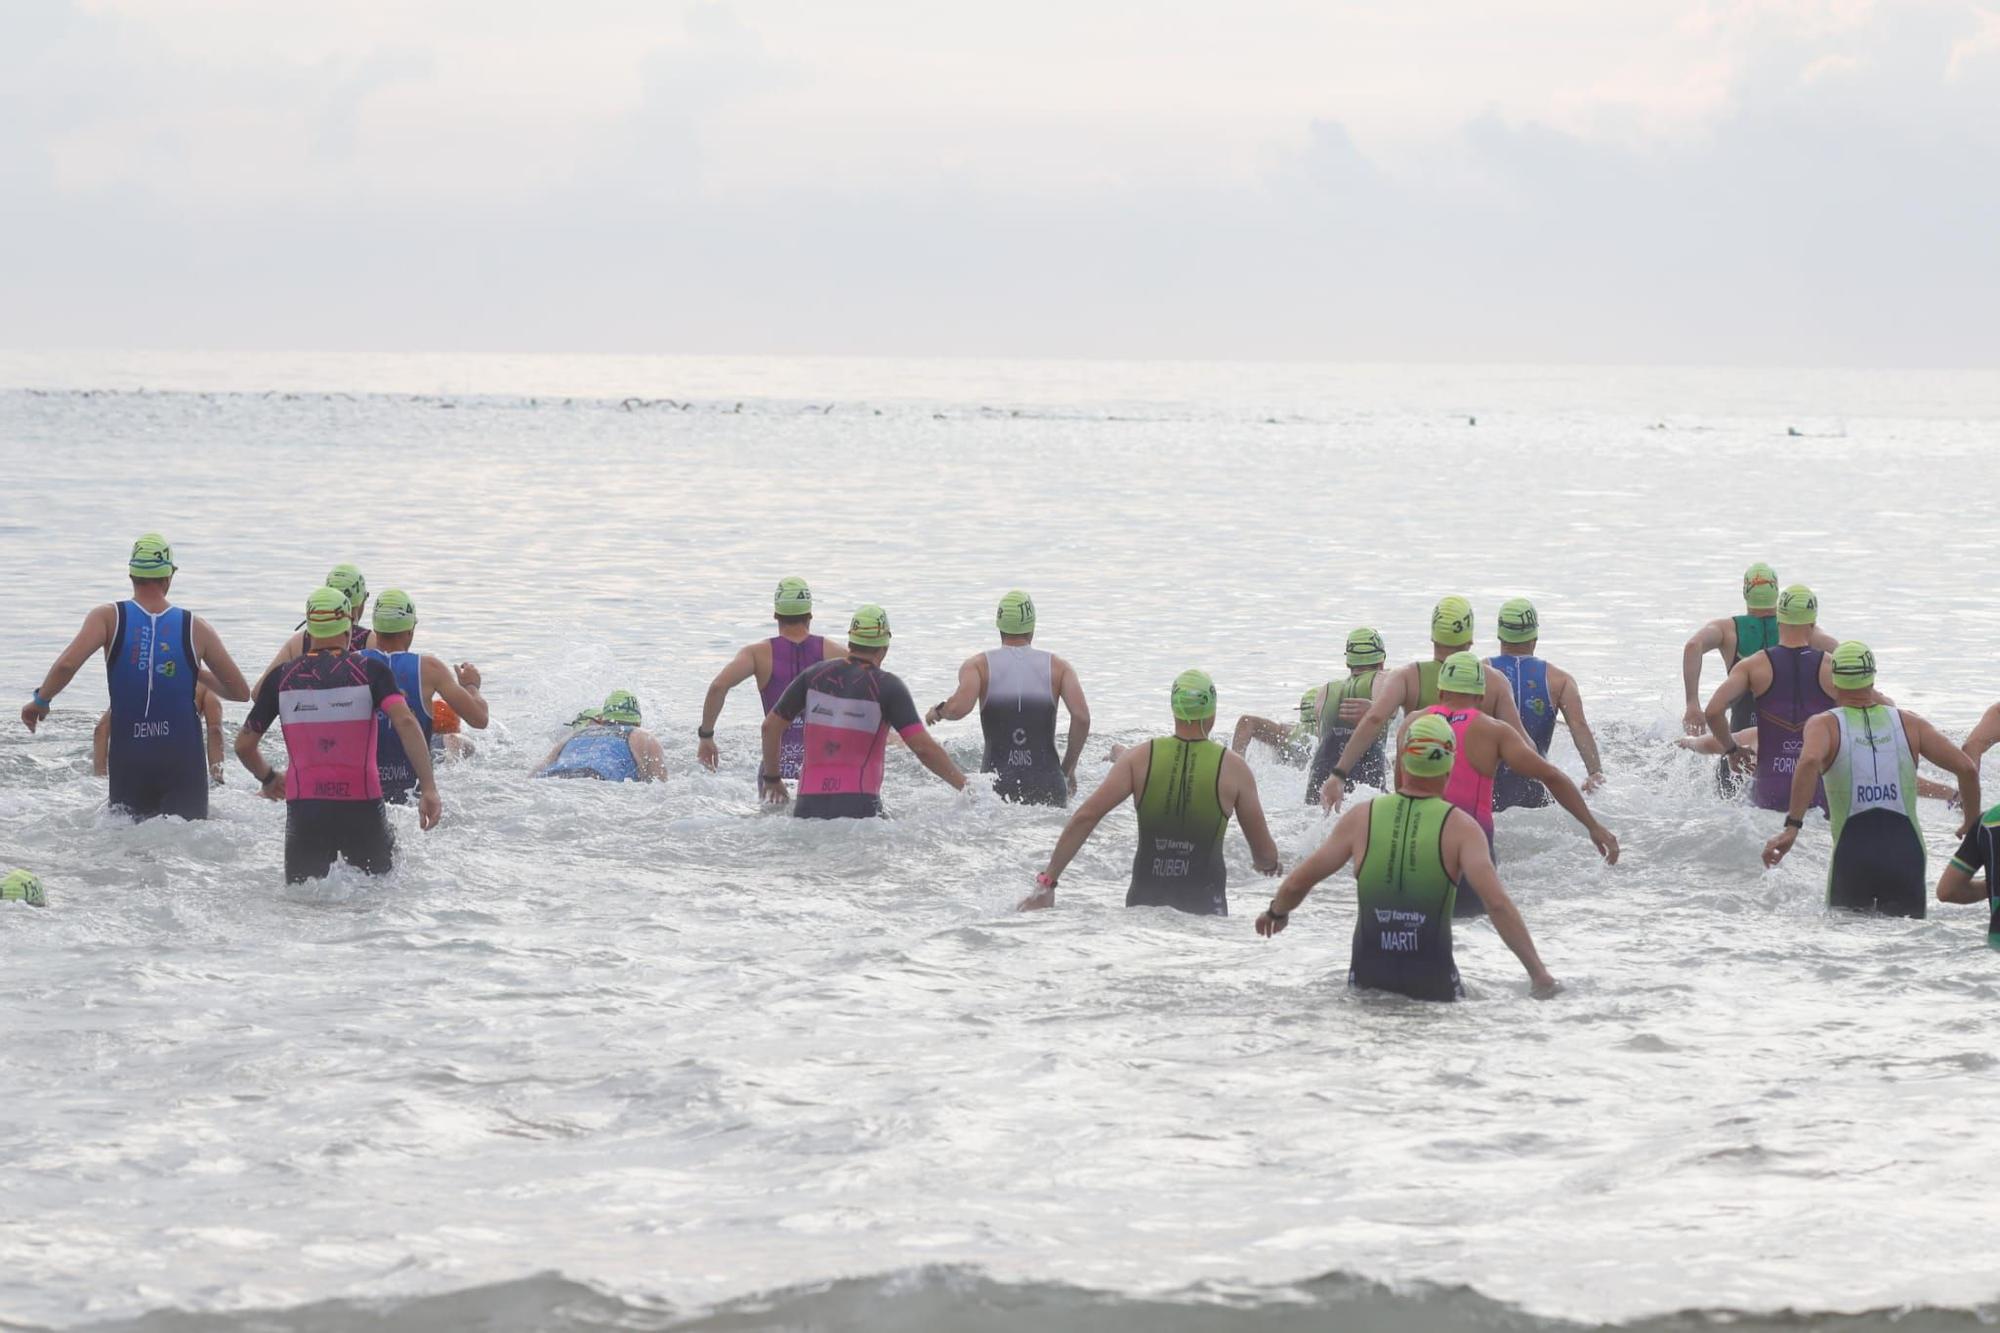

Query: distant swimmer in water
left=1382, top=652, right=1617, bottom=917
left=1936, top=800, right=2000, bottom=948
left=2, top=869, right=47, bottom=907
left=358, top=590, right=489, bottom=804
left=1025, top=670, right=1280, bottom=915
left=924, top=590, right=1090, bottom=806
left=1763, top=642, right=1979, bottom=918
left=260, top=563, right=373, bottom=687
left=534, top=691, right=667, bottom=783
left=1255, top=714, right=1558, bottom=1000
left=235, top=587, right=441, bottom=882
left=1318, top=597, right=1528, bottom=812
left=21, top=534, right=251, bottom=820
left=762, top=605, right=966, bottom=818
left=431, top=698, right=475, bottom=760
left=95, top=681, right=223, bottom=786
left=1487, top=599, right=1605, bottom=810
left=1702, top=584, right=1835, bottom=812
left=1230, top=686, right=1323, bottom=767
left=698, top=577, right=845, bottom=782
left=1303, top=628, right=1391, bottom=804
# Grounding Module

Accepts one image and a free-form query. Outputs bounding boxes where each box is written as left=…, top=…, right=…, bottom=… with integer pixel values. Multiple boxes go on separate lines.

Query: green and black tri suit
left=1305, top=670, right=1385, bottom=803
left=1348, top=793, right=1465, bottom=1002
left=1128, top=736, right=1230, bottom=916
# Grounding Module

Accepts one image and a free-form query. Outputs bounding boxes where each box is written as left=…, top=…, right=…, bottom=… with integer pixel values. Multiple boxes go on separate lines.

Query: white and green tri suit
left=1823, top=704, right=1926, bottom=918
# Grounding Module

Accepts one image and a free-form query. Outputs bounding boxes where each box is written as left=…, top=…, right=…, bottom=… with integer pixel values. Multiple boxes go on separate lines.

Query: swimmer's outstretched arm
left=1028, top=749, right=1140, bottom=909
left=1963, top=704, right=2000, bottom=768
left=21, top=604, right=116, bottom=732
left=1256, top=804, right=1367, bottom=937
left=1702, top=658, right=1756, bottom=764
left=1677, top=727, right=1755, bottom=756
left=1905, top=711, right=1980, bottom=838
left=1451, top=818, right=1557, bottom=996
left=424, top=655, right=489, bottom=729
left=1229, top=715, right=1292, bottom=756
left=698, top=646, right=759, bottom=770
left=924, top=655, right=983, bottom=727
left=1219, top=752, right=1281, bottom=877
left=628, top=727, right=669, bottom=783
left=1681, top=617, right=1729, bottom=734
left=1551, top=667, right=1605, bottom=790
left=1055, top=656, right=1090, bottom=791
left=1321, top=666, right=1412, bottom=810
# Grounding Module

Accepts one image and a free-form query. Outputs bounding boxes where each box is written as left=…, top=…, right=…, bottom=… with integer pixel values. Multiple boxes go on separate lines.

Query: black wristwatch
left=259, top=769, right=282, bottom=789
left=1330, top=766, right=1350, bottom=783
left=758, top=772, right=780, bottom=784
left=1266, top=903, right=1290, bottom=923
left=1783, top=815, right=1804, bottom=830
left=697, top=727, right=715, bottom=739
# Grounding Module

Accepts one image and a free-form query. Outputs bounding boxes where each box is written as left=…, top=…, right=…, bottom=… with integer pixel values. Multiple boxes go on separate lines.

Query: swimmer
left=95, top=681, right=224, bottom=786
left=1702, top=584, right=1836, bottom=811
left=1488, top=599, right=1605, bottom=809
left=235, top=587, right=440, bottom=883
left=1936, top=803, right=2000, bottom=948
left=534, top=691, right=667, bottom=782
left=761, top=605, right=966, bottom=818
left=1682, top=563, right=1836, bottom=794
left=697, top=577, right=846, bottom=781
left=1762, top=642, right=1979, bottom=918
left=1318, top=597, right=1528, bottom=811
left=357, top=590, right=489, bottom=804
left=1230, top=685, right=1324, bottom=767
left=1255, top=714, right=1558, bottom=1001
left=258, top=563, right=372, bottom=686
left=925, top=590, right=1090, bottom=806
left=1383, top=653, right=1618, bottom=917
left=1027, top=670, right=1280, bottom=916
left=2, top=869, right=46, bottom=907
left=1303, top=629, right=1392, bottom=804
left=21, top=534, right=251, bottom=821
left=431, top=697, right=475, bottom=760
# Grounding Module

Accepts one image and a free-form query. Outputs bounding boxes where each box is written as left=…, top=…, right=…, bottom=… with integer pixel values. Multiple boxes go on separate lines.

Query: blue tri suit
left=1490, top=653, right=1558, bottom=812
left=105, top=600, right=207, bottom=820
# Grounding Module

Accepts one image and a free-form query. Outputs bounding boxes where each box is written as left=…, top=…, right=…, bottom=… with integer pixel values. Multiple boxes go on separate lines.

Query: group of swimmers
left=11, top=540, right=2000, bottom=1003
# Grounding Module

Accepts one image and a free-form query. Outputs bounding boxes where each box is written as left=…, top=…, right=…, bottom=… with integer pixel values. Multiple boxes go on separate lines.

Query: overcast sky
left=4, top=1, right=1997, bottom=365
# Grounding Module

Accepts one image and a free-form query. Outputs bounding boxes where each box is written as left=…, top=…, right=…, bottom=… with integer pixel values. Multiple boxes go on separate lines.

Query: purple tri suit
left=759, top=634, right=825, bottom=780
left=1753, top=645, right=1832, bottom=812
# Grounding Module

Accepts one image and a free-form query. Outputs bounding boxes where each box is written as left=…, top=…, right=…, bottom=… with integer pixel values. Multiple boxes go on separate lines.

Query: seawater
left=2, top=353, right=1997, bottom=1331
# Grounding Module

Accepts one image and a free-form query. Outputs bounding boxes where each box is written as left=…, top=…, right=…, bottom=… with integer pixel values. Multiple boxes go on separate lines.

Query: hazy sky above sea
left=4, top=1, right=1997, bottom=366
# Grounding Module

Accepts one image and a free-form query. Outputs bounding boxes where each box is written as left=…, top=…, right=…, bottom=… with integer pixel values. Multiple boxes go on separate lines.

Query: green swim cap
left=1777, top=584, right=1818, bottom=625
left=1743, top=562, right=1780, bottom=610
left=774, top=576, right=813, bottom=617
left=1401, top=714, right=1458, bottom=779
left=1298, top=685, right=1323, bottom=733
left=326, top=564, right=367, bottom=608
left=1345, top=627, right=1386, bottom=668
left=128, top=533, right=175, bottom=580
left=1, top=869, right=45, bottom=907
left=849, top=604, right=892, bottom=648
left=599, top=690, right=642, bottom=727
left=1830, top=640, right=1876, bottom=691
left=1496, top=597, right=1539, bottom=644
left=996, top=589, right=1036, bottom=636
left=372, top=589, right=417, bottom=633
left=1170, top=669, right=1217, bottom=721
left=303, top=586, right=353, bottom=640
left=1431, top=596, right=1475, bottom=647
left=1437, top=650, right=1485, bottom=697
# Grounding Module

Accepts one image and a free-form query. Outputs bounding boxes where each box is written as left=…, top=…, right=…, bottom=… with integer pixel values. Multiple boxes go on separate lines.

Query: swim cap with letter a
left=848, top=604, right=892, bottom=648
left=599, top=690, right=642, bottom=727
left=304, top=586, right=353, bottom=639
left=1, top=869, right=45, bottom=907
left=774, top=577, right=813, bottom=617
left=1431, top=596, right=1474, bottom=647
left=1497, top=597, right=1539, bottom=644
left=1401, top=714, right=1458, bottom=779
left=326, top=564, right=367, bottom=609
left=1830, top=640, right=1876, bottom=691
left=372, top=589, right=418, bottom=633
left=1743, top=563, right=1780, bottom=610
left=128, top=533, right=175, bottom=579
left=1437, top=651, right=1485, bottom=697
left=1345, top=627, right=1386, bottom=668
left=1776, top=584, right=1818, bottom=625
left=996, top=589, right=1036, bottom=635
left=1170, top=669, right=1217, bottom=721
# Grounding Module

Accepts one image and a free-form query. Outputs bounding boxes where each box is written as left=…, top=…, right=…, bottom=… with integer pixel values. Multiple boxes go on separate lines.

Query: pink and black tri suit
left=1430, top=704, right=1497, bottom=920
left=243, top=648, right=406, bottom=883
left=770, top=656, right=926, bottom=819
